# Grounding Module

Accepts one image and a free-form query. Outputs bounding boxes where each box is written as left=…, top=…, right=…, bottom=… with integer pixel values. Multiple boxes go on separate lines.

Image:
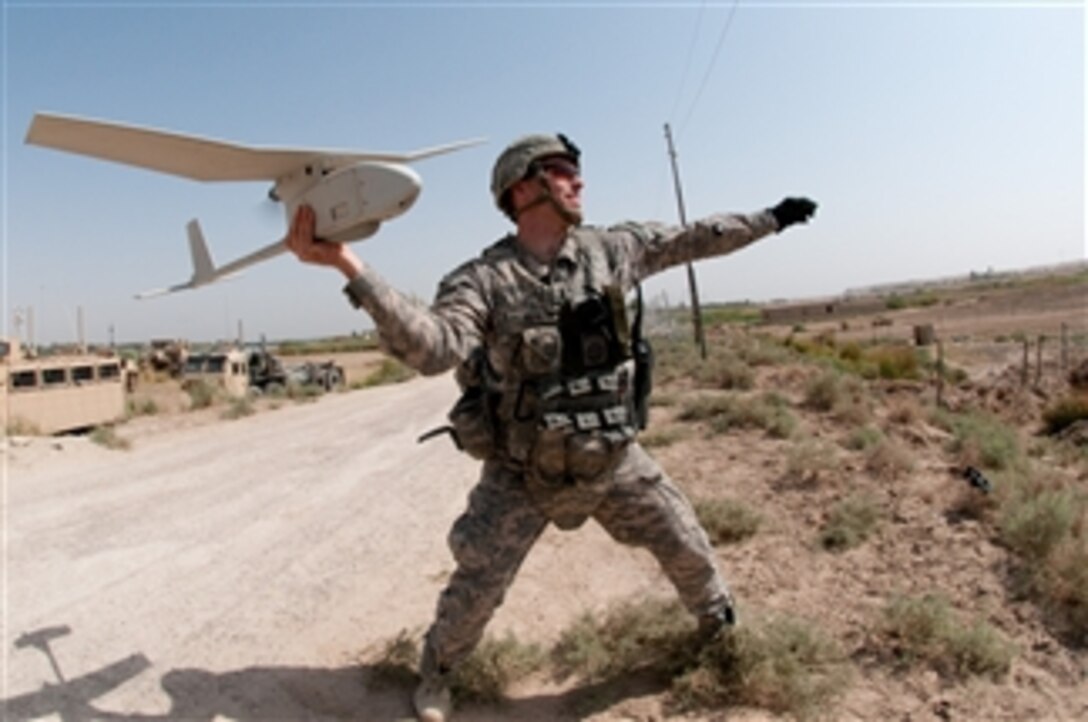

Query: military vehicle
left=2, top=337, right=127, bottom=434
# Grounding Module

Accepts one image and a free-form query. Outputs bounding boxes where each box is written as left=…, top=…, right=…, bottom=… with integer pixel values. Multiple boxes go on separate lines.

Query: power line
left=676, top=0, right=741, bottom=137
left=667, top=0, right=708, bottom=124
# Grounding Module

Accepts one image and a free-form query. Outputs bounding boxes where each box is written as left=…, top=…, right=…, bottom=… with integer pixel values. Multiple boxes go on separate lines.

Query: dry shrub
left=864, top=437, right=916, bottom=480
left=551, top=598, right=692, bottom=683
left=1043, top=538, right=1088, bottom=644
left=935, top=409, right=1023, bottom=472
left=982, top=468, right=1088, bottom=644
left=1042, top=393, right=1088, bottom=436
left=89, top=425, right=131, bottom=450
left=672, top=617, right=848, bottom=719
left=679, top=392, right=797, bottom=439
left=887, top=396, right=924, bottom=426
left=639, top=427, right=686, bottom=448
left=694, top=353, right=755, bottom=390
left=803, top=370, right=870, bottom=423
left=785, top=437, right=840, bottom=487
left=695, top=498, right=762, bottom=545
left=1000, top=484, right=1079, bottom=565
left=845, top=425, right=883, bottom=452
left=802, top=370, right=843, bottom=412
left=452, top=634, right=546, bottom=704
left=880, top=594, right=1014, bottom=681
left=820, top=493, right=883, bottom=551
left=366, top=629, right=420, bottom=690
left=357, top=357, right=416, bottom=388
left=183, top=379, right=220, bottom=409
left=221, top=397, right=255, bottom=420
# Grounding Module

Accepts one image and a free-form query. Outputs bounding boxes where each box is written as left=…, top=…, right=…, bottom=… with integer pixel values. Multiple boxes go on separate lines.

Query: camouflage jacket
left=344, top=210, right=778, bottom=479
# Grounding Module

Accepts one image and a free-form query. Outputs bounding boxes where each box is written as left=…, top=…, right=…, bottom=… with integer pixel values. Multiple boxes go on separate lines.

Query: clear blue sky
left=3, top=1, right=1084, bottom=345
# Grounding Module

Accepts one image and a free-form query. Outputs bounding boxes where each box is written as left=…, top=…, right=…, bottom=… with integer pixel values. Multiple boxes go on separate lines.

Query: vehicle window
left=185, top=357, right=205, bottom=373
left=43, top=368, right=68, bottom=385
left=207, top=357, right=226, bottom=373
left=11, top=370, right=37, bottom=389
left=73, top=365, right=94, bottom=382
left=99, top=363, right=120, bottom=379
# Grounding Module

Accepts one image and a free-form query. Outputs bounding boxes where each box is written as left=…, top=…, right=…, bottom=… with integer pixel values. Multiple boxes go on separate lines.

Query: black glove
left=769, top=197, right=817, bottom=231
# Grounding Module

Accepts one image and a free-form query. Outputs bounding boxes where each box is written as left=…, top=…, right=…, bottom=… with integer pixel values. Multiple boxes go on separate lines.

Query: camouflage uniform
left=344, top=210, right=779, bottom=671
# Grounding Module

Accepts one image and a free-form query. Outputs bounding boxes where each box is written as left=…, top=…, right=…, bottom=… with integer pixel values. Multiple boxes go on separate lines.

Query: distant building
left=760, top=295, right=887, bottom=325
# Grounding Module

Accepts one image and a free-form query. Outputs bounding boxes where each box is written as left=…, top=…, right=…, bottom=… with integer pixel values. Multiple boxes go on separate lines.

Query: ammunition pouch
left=418, top=350, right=499, bottom=460
left=558, top=288, right=629, bottom=376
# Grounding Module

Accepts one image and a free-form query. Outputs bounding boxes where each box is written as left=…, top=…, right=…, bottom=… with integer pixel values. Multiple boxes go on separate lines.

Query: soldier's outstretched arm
left=286, top=205, right=485, bottom=375
left=610, top=196, right=818, bottom=284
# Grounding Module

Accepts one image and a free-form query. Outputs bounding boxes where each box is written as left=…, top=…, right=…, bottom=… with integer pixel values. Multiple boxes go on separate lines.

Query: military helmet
left=490, top=133, right=581, bottom=218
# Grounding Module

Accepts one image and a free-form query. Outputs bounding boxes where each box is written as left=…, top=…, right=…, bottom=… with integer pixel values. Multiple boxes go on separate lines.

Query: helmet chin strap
left=516, top=176, right=582, bottom=226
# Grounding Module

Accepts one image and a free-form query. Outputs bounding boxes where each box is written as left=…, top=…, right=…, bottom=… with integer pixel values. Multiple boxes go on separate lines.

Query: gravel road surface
left=2, top=375, right=665, bottom=721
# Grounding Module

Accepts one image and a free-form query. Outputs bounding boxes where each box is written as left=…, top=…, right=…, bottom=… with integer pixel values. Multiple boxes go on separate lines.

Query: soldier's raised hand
left=769, top=197, right=818, bottom=231
left=286, top=204, right=363, bottom=279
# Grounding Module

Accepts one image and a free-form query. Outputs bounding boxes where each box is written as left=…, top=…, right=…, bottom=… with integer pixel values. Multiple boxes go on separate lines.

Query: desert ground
left=3, top=271, right=1086, bottom=721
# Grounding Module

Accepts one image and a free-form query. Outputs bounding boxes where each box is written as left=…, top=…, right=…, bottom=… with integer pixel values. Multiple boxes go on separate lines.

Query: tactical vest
left=425, top=234, right=652, bottom=528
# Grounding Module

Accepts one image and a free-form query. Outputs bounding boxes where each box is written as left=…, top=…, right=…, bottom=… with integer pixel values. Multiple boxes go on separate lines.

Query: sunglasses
left=537, top=157, right=581, bottom=179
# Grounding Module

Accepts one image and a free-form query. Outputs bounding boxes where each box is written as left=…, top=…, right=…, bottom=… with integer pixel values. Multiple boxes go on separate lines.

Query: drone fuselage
left=277, top=160, right=422, bottom=243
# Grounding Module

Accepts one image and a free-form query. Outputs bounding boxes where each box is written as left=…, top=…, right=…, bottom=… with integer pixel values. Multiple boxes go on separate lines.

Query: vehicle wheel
left=326, top=369, right=345, bottom=391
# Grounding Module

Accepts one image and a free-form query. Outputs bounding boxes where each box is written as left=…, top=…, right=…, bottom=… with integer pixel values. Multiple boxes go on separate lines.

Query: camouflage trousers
left=422, top=443, right=733, bottom=672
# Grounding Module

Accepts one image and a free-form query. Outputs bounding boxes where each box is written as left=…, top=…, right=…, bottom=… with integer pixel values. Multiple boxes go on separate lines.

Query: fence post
left=936, top=339, right=945, bottom=409
left=1035, top=335, right=1045, bottom=388
left=1021, top=338, right=1030, bottom=387
left=1061, top=322, right=1068, bottom=373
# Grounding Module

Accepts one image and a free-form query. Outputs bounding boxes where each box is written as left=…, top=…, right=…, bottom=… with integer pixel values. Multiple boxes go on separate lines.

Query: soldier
left=286, top=133, right=817, bottom=722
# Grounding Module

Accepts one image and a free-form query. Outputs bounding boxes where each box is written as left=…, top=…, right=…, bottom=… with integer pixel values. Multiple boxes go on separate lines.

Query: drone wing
left=26, top=112, right=485, bottom=181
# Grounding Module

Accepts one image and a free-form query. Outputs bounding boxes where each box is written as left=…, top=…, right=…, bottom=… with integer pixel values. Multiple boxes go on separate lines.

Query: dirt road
left=2, top=375, right=667, bottom=721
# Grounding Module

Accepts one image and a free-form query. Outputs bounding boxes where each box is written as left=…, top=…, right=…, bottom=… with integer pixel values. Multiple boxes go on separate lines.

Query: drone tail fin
left=187, top=219, right=217, bottom=284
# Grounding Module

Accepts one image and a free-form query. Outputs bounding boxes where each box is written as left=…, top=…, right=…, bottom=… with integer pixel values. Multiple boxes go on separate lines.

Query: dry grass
left=694, top=498, right=763, bottom=545
left=879, top=594, right=1015, bottom=681
left=820, top=493, right=883, bottom=552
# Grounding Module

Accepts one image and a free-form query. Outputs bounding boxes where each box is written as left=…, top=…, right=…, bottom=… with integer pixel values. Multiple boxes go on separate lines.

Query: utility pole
left=663, top=123, right=707, bottom=358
